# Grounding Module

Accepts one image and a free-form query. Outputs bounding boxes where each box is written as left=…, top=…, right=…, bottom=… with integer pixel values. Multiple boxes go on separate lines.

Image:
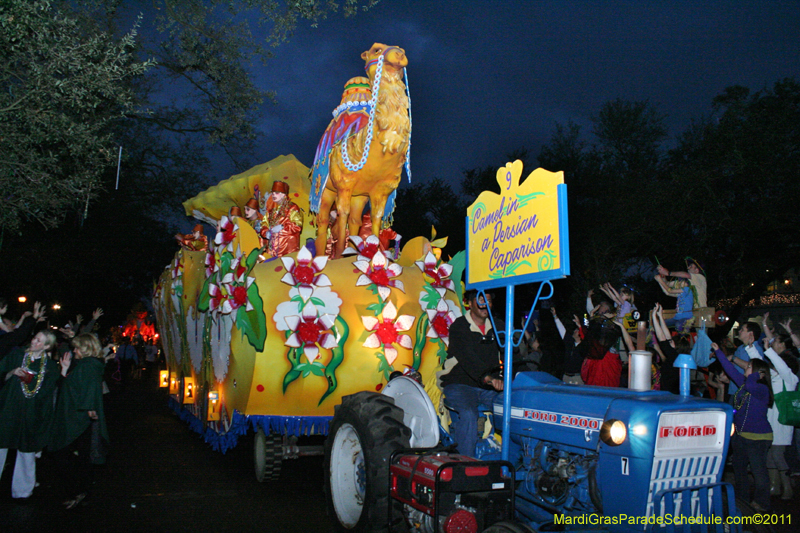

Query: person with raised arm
left=711, top=341, right=773, bottom=512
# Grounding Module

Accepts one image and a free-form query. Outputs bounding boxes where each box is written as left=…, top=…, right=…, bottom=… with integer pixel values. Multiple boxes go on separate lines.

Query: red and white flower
left=171, top=256, right=183, bottom=279
left=280, top=246, right=332, bottom=301
left=204, top=247, right=219, bottom=279
left=213, top=216, right=238, bottom=252
left=274, top=286, right=342, bottom=332
left=361, top=301, right=415, bottom=365
left=344, top=235, right=388, bottom=261
left=284, top=302, right=337, bottom=362
left=227, top=277, right=255, bottom=312
left=414, top=251, right=455, bottom=293
left=425, top=298, right=458, bottom=347
left=209, top=283, right=232, bottom=314
left=223, top=247, right=248, bottom=285
left=354, top=251, right=404, bottom=301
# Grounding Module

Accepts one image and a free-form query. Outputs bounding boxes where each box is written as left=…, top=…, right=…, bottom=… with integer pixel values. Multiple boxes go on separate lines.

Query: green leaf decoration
left=244, top=248, right=261, bottom=271
left=448, top=251, right=467, bottom=315
left=219, top=251, right=233, bottom=274
left=200, top=313, right=213, bottom=386
left=412, top=314, right=429, bottom=370
left=376, top=351, right=394, bottom=381
left=310, top=297, right=325, bottom=306
left=282, top=345, right=302, bottom=393
left=435, top=338, right=448, bottom=366
left=233, top=282, right=267, bottom=352
left=319, top=316, right=349, bottom=406
left=420, top=283, right=441, bottom=310
left=197, top=275, right=212, bottom=312
left=308, top=361, right=326, bottom=377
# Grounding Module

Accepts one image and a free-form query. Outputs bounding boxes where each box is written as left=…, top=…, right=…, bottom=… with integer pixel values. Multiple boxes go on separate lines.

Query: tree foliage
left=533, top=80, right=800, bottom=313
left=663, top=78, right=800, bottom=300
left=0, top=0, right=153, bottom=233
left=0, top=0, right=378, bottom=323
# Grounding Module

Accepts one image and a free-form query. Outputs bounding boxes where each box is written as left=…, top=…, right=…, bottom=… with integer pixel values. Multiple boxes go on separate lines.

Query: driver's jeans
left=443, top=383, right=499, bottom=457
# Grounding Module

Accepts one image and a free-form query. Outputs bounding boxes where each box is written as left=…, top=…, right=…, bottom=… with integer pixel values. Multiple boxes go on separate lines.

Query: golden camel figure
left=309, top=43, right=411, bottom=258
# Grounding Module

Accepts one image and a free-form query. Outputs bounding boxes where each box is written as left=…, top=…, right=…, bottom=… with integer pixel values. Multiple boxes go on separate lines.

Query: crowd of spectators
left=442, top=259, right=800, bottom=512
left=0, top=299, right=161, bottom=509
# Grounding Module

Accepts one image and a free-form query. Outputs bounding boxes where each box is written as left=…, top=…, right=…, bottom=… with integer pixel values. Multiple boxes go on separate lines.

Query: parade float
left=153, top=44, right=466, bottom=480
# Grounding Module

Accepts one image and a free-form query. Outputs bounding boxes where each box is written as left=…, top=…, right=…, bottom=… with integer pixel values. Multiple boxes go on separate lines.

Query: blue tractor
left=324, top=364, right=761, bottom=533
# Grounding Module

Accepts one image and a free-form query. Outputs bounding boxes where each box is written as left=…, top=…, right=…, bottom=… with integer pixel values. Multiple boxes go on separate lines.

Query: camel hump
left=340, top=77, right=372, bottom=104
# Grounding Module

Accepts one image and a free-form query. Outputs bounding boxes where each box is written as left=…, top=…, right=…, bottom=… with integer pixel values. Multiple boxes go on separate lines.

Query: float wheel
left=254, top=428, right=283, bottom=482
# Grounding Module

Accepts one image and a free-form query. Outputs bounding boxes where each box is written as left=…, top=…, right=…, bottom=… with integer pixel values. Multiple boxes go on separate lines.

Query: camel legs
left=314, top=189, right=337, bottom=258
left=347, top=196, right=369, bottom=248
left=332, top=189, right=354, bottom=259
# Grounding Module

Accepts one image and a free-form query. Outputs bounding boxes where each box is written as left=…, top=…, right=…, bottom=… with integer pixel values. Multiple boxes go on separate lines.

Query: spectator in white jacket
left=761, top=335, right=799, bottom=500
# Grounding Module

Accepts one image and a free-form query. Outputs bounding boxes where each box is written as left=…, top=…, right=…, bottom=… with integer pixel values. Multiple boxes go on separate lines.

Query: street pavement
left=1, top=374, right=332, bottom=533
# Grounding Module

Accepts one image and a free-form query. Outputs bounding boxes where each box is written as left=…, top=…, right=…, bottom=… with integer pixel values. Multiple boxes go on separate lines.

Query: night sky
left=221, top=0, right=800, bottom=190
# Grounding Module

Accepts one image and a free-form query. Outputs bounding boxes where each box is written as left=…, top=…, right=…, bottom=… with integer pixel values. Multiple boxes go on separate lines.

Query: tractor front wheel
left=324, top=392, right=411, bottom=533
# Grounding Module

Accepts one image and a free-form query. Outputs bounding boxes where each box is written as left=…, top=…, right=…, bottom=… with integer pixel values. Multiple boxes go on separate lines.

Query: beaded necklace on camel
left=341, top=48, right=413, bottom=183
left=20, top=351, right=47, bottom=399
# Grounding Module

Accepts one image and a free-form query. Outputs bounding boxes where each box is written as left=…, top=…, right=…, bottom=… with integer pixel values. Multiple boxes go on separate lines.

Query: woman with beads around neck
left=49, top=333, right=109, bottom=509
left=711, top=341, right=774, bottom=512
left=0, top=328, right=59, bottom=500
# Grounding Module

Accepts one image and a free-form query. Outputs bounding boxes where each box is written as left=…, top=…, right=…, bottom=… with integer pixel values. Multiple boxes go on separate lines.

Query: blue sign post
left=465, top=161, right=570, bottom=461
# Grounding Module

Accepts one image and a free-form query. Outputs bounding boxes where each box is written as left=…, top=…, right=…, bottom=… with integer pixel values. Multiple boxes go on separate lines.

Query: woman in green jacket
left=0, top=330, right=59, bottom=499
left=50, top=332, right=109, bottom=509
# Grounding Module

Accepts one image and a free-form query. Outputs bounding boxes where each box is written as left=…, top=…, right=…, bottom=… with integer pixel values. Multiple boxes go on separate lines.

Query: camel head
left=361, top=43, right=408, bottom=77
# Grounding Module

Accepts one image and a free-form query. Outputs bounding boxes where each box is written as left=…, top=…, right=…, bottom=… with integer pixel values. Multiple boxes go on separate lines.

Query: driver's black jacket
left=440, top=312, right=504, bottom=389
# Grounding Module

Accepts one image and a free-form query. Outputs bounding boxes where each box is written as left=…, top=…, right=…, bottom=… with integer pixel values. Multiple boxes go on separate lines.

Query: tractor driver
left=440, top=290, right=503, bottom=456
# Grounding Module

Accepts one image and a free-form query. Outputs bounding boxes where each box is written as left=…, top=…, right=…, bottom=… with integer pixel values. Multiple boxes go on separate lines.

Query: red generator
left=389, top=450, right=514, bottom=533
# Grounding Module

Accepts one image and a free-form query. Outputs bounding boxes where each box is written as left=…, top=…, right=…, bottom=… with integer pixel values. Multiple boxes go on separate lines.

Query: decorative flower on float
left=170, top=254, right=183, bottom=280
left=274, top=246, right=341, bottom=328
left=273, top=245, right=344, bottom=402
left=361, top=301, right=415, bottom=367
left=208, top=282, right=231, bottom=314
left=425, top=298, right=458, bottom=347
left=343, top=234, right=390, bottom=261
left=280, top=246, right=332, bottom=302
left=213, top=216, right=238, bottom=252
left=169, top=253, right=184, bottom=298
left=415, top=251, right=456, bottom=293
left=204, top=244, right=219, bottom=279
left=273, top=287, right=342, bottom=331
left=198, top=239, right=266, bottom=352
left=354, top=249, right=404, bottom=302
left=283, top=301, right=338, bottom=363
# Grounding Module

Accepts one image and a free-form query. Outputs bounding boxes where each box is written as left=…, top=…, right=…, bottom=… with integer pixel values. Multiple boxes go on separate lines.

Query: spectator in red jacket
left=580, top=320, right=622, bottom=387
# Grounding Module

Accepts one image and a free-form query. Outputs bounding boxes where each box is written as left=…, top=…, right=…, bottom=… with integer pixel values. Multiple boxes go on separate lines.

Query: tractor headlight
left=731, top=421, right=735, bottom=437
left=600, top=419, right=627, bottom=446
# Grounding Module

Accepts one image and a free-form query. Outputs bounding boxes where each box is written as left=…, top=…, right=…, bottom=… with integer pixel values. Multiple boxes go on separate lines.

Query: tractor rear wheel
left=324, top=391, right=411, bottom=533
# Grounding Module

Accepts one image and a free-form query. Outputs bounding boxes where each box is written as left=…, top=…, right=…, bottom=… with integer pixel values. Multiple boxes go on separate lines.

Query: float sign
left=466, top=160, right=570, bottom=290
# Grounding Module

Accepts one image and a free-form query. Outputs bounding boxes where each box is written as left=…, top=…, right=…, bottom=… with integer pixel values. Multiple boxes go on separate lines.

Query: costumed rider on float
left=260, top=180, right=303, bottom=258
